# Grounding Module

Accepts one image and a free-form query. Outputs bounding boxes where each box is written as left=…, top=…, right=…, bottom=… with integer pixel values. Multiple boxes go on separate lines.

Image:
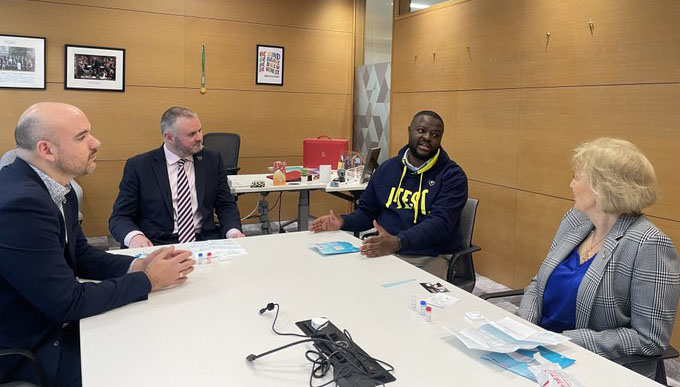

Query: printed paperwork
left=446, top=317, right=570, bottom=353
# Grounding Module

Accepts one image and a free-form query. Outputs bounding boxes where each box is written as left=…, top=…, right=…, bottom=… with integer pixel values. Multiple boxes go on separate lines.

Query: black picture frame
left=0, top=34, right=46, bottom=90
left=256, top=44, right=284, bottom=86
left=65, top=44, right=125, bottom=92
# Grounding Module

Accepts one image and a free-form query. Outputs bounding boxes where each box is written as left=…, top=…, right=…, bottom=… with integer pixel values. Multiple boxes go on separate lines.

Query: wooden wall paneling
left=33, top=0, right=186, bottom=14
left=393, top=0, right=523, bottom=92
left=186, top=0, right=354, bottom=32
left=0, top=84, right=185, bottom=160
left=391, top=91, right=458, bottom=157
left=515, top=191, right=574, bottom=288
left=429, top=0, right=523, bottom=91
left=392, top=11, right=435, bottom=93
left=184, top=17, right=352, bottom=93
left=61, top=87, right=185, bottom=160
left=518, top=85, right=680, bottom=218
left=518, top=87, right=612, bottom=199
left=522, top=0, right=680, bottom=87
left=0, top=0, right=186, bottom=87
left=468, top=181, right=517, bottom=286
left=453, top=89, right=520, bottom=187
left=185, top=89, right=351, bottom=158
left=76, top=160, right=125, bottom=236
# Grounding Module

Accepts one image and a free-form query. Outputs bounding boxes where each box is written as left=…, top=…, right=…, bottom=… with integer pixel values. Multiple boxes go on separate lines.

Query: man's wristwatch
left=396, top=237, right=402, bottom=252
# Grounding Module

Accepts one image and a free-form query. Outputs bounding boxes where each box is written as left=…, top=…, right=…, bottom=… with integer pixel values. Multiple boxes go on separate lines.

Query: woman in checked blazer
left=518, top=138, right=680, bottom=377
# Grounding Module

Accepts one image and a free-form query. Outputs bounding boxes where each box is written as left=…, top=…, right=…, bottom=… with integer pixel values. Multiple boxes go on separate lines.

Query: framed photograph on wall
left=256, top=44, right=284, bottom=85
left=0, top=34, right=45, bottom=89
left=65, top=45, right=125, bottom=91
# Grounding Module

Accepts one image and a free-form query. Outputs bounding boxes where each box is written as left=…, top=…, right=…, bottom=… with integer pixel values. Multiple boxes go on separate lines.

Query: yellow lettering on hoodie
left=385, top=187, right=396, bottom=208
left=402, top=190, right=412, bottom=209
left=394, top=188, right=404, bottom=208
left=420, top=189, right=429, bottom=215
left=410, top=191, right=420, bottom=211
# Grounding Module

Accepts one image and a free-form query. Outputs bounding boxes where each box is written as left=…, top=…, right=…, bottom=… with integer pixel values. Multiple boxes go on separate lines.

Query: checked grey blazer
left=518, top=208, right=680, bottom=359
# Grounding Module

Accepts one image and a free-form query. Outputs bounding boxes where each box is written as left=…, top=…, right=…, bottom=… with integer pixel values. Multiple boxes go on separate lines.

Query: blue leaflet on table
left=311, top=242, right=360, bottom=255
left=481, top=346, right=575, bottom=381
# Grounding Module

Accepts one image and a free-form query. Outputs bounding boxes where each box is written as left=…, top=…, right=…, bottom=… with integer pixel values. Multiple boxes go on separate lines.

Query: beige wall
left=0, top=0, right=355, bottom=236
left=392, top=0, right=680, bottom=347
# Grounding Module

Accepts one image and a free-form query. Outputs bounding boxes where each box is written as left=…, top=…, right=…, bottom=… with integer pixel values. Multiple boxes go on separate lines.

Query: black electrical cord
left=264, top=303, right=395, bottom=387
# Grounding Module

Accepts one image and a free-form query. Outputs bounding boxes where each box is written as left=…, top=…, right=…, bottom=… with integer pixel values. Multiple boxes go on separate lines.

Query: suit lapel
left=62, top=193, right=76, bottom=268
left=151, top=146, right=173, bottom=216
left=536, top=220, right=593, bottom=301
left=574, top=214, right=637, bottom=328
left=194, top=150, right=206, bottom=210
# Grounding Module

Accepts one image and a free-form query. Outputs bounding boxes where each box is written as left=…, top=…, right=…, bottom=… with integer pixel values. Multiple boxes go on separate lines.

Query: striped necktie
left=176, top=158, right=196, bottom=243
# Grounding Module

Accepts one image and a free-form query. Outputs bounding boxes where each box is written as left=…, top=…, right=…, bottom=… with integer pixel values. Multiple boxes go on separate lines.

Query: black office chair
left=203, top=132, right=240, bottom=175
left=361, top=197, right=481, bottom=291
left=446, top=197, right=481, bottom=292
left=481, top=289, right=679, bottom=385
left=0, top=348, right=47, bottom=387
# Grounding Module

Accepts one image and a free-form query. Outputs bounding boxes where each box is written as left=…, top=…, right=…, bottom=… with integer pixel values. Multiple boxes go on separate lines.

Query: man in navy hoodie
left=311, top=110, right=468, bottom=278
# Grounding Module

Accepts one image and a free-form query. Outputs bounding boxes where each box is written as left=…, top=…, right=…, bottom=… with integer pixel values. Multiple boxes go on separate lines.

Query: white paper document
left=427, top=293, right=460, bottom=309
left=445, top=317, right=570, bottom=353
left=181, top=239, right=248, bottom=262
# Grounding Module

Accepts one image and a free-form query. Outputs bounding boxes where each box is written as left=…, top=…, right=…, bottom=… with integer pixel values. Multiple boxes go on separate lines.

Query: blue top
left=540, top=248, right=594, bottom=332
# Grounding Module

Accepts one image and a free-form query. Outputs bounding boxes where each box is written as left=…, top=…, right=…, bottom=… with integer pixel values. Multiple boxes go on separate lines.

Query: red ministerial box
left=303, top=138, right=349, bottom=170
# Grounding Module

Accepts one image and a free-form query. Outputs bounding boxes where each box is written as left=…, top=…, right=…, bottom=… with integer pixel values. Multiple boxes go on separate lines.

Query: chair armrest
left=611, top=345, right=679, bottom=367
left=448, top=245, right=481, bottom=261
left=480, top=289, right=525, bottom=300
left=225, top=167, right=240, bottom=175
left=0, top=348, right=47, bottom=386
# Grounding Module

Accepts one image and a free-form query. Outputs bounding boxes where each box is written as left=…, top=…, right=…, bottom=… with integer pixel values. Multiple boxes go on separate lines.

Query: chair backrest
left=0, top=149, right=17, bottom=168
left=459, top=198, right=479, bottom=249
left=203, top=132, right=240, bottom=173
left=447, top=197, right=480, bottom=292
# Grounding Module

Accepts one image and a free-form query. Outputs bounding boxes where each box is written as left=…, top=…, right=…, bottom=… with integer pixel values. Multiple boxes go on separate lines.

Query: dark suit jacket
left=0, top=158, right=152, bottom=386
left=109, top=146, right=242, bottom=246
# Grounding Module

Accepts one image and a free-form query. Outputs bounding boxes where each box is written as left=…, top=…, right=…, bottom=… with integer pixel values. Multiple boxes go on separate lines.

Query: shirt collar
left=403, top=149, right=433, bottom=173
left=163, top=144, right=193, bottom=166
left=29, top=164, right=72, bottom=207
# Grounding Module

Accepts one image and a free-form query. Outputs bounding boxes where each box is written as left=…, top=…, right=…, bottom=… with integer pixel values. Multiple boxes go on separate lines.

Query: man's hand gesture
left=360, top=220, right=400, bottom=258
left=310, top=210, right=344, bottom=233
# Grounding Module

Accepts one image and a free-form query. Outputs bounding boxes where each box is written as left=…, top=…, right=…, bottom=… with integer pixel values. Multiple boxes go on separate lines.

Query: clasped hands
left=130, top=246, right=196, bottom=291
left=310, top=210, right=399, bottom=258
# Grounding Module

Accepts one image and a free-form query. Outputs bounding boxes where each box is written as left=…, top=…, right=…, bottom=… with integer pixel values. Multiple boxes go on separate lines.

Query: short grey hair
left=572, top=137, right=658, bottom=215
left=160, top=107, right=197, bottom=135
left=15, top=114, right=48, bottom=150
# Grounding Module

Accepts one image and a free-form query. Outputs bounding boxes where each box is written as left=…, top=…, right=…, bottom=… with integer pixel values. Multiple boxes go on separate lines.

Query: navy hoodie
left=341, top=145, right=468, bottom=256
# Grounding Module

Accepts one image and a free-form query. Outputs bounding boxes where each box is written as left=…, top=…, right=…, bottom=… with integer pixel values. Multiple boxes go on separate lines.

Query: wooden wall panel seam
left=184, top=15, right=353, bottom=35
left=24, top=0, right=185, bottom=16
left=23, top=0, right=354, bottom=34
left=392, top=81, right=680, bottom=94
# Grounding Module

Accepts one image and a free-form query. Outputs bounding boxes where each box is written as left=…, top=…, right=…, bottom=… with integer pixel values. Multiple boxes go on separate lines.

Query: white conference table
left=80, top=231, right=660, bottom=386
left=228, top=173, right=367, bottom=233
